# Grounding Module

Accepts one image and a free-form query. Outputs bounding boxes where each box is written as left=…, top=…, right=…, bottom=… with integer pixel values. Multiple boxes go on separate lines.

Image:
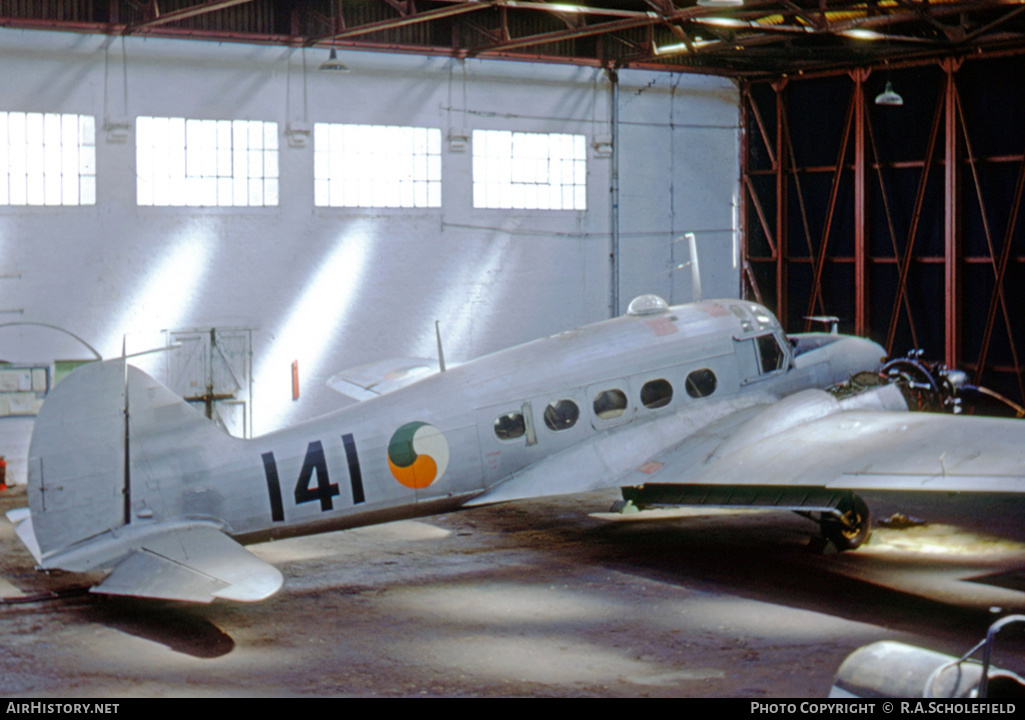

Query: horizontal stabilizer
left=5, top=508, right=29, bottom=524
left=327, top=357, right=440, bottom=401
left=92, top=525, right=283, bottom=603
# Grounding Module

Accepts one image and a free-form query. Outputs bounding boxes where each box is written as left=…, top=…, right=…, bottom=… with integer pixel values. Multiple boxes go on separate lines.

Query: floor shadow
left=76, top=597, right=236, bottom=659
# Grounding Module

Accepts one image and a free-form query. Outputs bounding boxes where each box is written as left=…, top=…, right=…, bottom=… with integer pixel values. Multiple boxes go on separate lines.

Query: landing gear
left=820, top=492, right=871, bottom=550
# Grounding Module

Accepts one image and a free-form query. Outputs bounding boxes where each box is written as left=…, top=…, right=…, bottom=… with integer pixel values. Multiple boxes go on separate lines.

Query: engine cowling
left=828, top=352, right=978, bottom=415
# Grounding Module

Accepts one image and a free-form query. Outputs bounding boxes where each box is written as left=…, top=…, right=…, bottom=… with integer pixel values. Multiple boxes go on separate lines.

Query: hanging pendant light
left=319, top=48, right=350, bottom=73
left=875, top=81, right=903, bottom=106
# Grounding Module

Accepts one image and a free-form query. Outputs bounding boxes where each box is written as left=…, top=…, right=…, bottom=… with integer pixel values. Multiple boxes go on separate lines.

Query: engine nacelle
left=828, top=352, right=972, bottom=415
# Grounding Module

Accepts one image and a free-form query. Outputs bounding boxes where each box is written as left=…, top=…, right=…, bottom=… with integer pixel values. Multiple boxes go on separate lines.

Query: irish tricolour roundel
left=387, top=421, right=450, bottom=489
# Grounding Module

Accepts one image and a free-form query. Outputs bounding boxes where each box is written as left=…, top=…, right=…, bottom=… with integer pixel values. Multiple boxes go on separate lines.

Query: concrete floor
left=2, top=485, right=1025, bottom=698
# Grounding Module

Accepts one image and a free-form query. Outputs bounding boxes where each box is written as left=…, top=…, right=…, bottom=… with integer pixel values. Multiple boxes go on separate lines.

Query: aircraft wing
left=627, top=404, right=1025, bottom=494
left=327, top=357, right=440, bottom=401
left=90, top=524, right=283, bottom=603
left=469, top=385, right=1025, bottom=506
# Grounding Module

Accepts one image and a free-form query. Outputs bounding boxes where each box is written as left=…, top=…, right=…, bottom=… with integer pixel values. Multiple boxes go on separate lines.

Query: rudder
left=28, top=360, right=129, bottom=561
left=26, top=359, right=233, bottom=569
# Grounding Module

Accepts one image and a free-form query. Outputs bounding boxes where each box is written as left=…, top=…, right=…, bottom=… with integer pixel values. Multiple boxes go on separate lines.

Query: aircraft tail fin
left=14, top=359, right=284, bottom=602
left=23, top=359, right=231, bottom=567
left=25, top=359, right=132, bottom=562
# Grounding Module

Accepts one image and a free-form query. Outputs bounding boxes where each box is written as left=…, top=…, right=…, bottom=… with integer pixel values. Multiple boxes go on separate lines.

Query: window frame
left=685, top=368, right=718, bottom=399
left=493, top=410, right=527, bottom=442
left=314, top=123, right=442, bottom=209
left=543, top=398, right=581, bottom=432
left=0, top=111, right=96, bottom=206
left=640, top=378, right=674, bottom=410
left=136, top=116, right=280, bottom=207
left=472, top=129, right=587, bottom=211
left=592, top=388, right=629, bottom=420
left=756, top=333, right=787, bottom=374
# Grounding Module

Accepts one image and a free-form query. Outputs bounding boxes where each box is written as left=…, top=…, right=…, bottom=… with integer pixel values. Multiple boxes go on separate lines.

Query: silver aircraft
left=7, top=294, right=1025, bottom=603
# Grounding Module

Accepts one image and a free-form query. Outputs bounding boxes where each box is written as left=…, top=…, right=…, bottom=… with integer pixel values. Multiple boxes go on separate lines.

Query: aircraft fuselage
left=161, top=299, right=886, bottom=547
left=23, top=297, right=887, bottom=579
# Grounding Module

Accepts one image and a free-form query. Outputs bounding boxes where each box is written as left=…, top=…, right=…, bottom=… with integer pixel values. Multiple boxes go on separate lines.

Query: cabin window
left=757, top=334, right=785, bottom=373
left=593, top=389, right=628, bottom=419
left=493, top=412, right=526, bottom=441
left=544, top=398, right=580, bottom=431
left=641, top=379, right=673, bottom=409
left=686, top=369, right=717, bottom=398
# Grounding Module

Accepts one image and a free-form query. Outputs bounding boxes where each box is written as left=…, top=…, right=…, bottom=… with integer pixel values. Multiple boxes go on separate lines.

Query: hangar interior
left=3, top=2, right=1025, bottom=464
left=0, top=17, right=741, bottom=485
left=4, top=0, right=1025, bottom=698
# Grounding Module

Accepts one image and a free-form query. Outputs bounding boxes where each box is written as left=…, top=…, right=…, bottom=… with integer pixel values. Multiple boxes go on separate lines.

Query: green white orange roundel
left=387, top=421, right=450, bottom=489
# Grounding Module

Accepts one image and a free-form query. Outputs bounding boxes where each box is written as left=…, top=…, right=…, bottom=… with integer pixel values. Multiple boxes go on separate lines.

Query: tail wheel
left=822, top=493, right=871, bottom=550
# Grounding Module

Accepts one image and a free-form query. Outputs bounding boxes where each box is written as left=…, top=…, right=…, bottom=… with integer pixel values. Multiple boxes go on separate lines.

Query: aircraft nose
left=833, top=336, right=887, bottom=378
left=858, top=337, right=887, bottom=372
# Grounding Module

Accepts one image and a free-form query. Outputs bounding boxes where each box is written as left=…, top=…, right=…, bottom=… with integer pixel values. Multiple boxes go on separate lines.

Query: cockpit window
left=593, top=389, right=628, bottom=419
left=544, top=399, right=580, bottom=431
left=494, top=412, right=526, bottom=441
left=757, top=334, right=785, bottom=373
left=686, top=369, right=717, bottom=398
left=749, top=304, right=775, bottom=330
left=731, top=303, right=778, bottom=334
left=729, top=305, right=754, bottom=333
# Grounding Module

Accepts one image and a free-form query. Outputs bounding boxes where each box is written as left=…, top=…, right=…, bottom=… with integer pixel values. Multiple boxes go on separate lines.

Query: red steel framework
left=741, top=52, right=1025, bottom=405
